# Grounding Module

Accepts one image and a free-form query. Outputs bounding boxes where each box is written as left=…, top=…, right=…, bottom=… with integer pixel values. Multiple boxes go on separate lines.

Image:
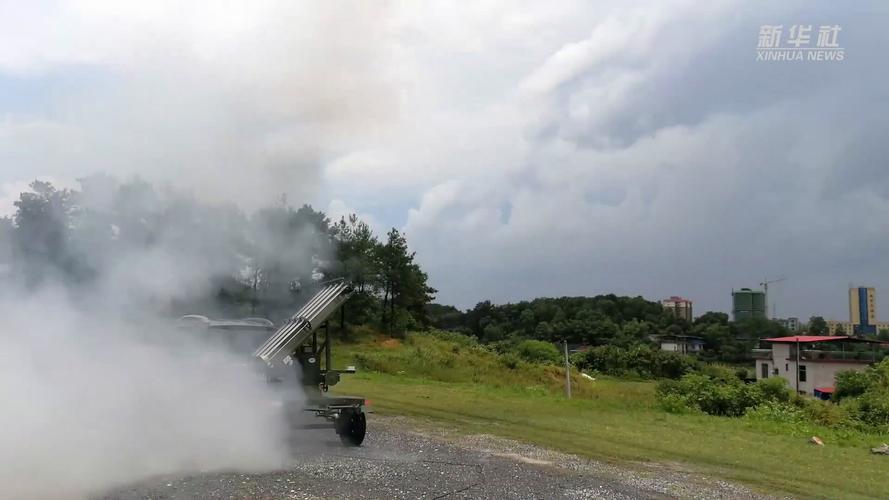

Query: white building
left=657, top=335, right=705, bottom=354
left=753, top=335, right=882, bottom=397
left=777, top=317, right=800, bottom=332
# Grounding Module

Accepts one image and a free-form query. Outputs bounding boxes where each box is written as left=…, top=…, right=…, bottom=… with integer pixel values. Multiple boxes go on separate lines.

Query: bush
left=856, top=391, right=889, bottom=426
left=835, top=369, right=872, bottom=402
left=572, top=345, right=696, bottom=379
left=657, top=357, right=889, bottom=430
left=429, top=329, right=481, bottom=349
left=500, top=352, right=522, bottom=370
left=572, top=345, right=628, bottom=375
left=749, top=377, right=791, bottom=405
left=800, top=398, right=851, bottom=427
left=699, top=363, right=742, bottom=383
left=647, top=348, right=698, bottom=379
left=656, top=373, right=791, bottom=417
left=658, top=393, right=698, bottom=414
left=744, top=400, right=806, bottom=425
left=514, top=339, right=562, bottom=365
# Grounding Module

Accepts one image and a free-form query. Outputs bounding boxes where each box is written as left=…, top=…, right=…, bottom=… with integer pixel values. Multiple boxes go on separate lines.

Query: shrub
left=572, top=345, right=628, bottom=375
left=514, top=339, right=562, bottom=365
left=699, top=363, right=741, bottom=383
left=500, top=352, right=522, bottom=370
left=429, top=329, right=481, bottom=348
left=658, top=393, right=697, bottom=414
left=490, top=338, right=519, bottom=355
left=653, top=351, right=698, bottom=379
left=800, top=398, right=850, bottom=427
left=572, top=345, right=696, bottom=379
left=655, top=378, right=682, bottom=398
left=749, top=377, right=791, bottom=404
left=656, top=373, right=791, bottom=417
left=744, top=401, right=806, bottom=425
left=835, top=369, right=872, bottom=402
left=856, top=391, right=889, bottom=426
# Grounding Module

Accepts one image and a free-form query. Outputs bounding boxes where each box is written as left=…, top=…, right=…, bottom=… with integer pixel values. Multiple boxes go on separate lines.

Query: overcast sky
left=1, top=1, right=887, bottom=319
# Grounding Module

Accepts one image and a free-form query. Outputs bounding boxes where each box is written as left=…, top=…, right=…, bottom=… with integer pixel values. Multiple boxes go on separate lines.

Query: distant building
left=850, top=287, right=878, bottom=335
left=828, top=319, right=889, bottom=336
left=827, top=320, right=848, bottom=335
left=753, top=335, right=883, bottom=398
left=656, top=335, right=705, bottom=354
left=777, top=317, right=800, bottom=332
left=661, top=296, right=693, bottom=322
left=732, top=288, right=766, bottom=321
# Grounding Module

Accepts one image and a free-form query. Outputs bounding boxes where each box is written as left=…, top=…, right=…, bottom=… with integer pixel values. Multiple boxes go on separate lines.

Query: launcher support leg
left=324, top=321, right=331, bottom=374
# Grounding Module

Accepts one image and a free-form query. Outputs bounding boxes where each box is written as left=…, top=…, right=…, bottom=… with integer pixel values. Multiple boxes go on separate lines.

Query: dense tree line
left=428, top=297, right=790, bottom=363
left=0, top=177, right=434, bottom=331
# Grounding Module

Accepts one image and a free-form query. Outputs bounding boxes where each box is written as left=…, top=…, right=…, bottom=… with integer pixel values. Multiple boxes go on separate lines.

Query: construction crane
left=761, top=277, right=788, bottom=319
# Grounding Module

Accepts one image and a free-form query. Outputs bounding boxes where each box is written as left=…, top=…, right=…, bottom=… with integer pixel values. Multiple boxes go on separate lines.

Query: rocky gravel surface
left=102, top=415, right=772, bottom=499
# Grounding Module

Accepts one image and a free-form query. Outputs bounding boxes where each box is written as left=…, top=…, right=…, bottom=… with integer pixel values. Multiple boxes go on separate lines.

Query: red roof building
left=764, top=335, right=848, bottom=343
left=754, top=336, right=882, bottom=396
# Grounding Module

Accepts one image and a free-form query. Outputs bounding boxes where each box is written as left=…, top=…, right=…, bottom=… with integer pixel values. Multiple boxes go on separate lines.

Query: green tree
left=377, top=228, right=436, bottom=332
left=808, top=316, right=828, bottom=335
left=585, top=317, right=619, bottom=344
left=331, top=214, right=381, bottom=323
left=734, top=317, right=787, bottom=340
left=534, top=321, right=554, bottom=341
left=13, top=181, right=79, bottom=285
left=694, top=311, right=729, bottom=326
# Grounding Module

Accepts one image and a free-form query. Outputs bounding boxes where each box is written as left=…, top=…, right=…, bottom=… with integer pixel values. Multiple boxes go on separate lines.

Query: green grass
left=331, top=331, right=889, bottom=499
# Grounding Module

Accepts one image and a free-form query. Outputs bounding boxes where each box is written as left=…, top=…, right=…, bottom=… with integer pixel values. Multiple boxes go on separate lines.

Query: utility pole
left=563, top=340, right=572, bottom=399
left=761, top=277, right=788, bottom=319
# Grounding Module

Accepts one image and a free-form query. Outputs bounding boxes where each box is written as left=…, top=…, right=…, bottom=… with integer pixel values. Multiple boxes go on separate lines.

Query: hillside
left=333, top=330, right=889, bottom=499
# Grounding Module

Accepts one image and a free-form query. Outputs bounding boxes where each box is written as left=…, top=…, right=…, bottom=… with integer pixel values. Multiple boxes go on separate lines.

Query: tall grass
left=337, top=330, right=607, bottom=398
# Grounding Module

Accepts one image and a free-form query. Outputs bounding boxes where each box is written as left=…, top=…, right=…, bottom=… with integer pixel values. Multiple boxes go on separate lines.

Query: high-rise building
left=732, top=288, right=766, bottom=321
left=661, top=296, right=693, bottom=322
left=849, top=287, right=877, bottom=335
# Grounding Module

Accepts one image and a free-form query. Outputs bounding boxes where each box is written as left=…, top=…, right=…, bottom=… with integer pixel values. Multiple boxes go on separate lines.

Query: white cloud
left=326, top=198, right=382, bottom=236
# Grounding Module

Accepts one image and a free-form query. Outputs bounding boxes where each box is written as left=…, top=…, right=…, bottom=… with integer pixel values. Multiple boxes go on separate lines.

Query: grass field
left=331, top=332, right=889, bottom=499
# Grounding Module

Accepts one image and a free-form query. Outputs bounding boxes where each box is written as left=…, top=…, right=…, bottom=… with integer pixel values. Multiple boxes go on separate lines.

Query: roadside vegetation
left=654, top=356, right=889, bottom=434
left=333, top=329, right=889, bottom=499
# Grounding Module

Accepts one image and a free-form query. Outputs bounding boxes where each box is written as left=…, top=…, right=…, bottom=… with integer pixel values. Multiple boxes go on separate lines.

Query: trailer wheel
left=336, top=409, right=366, bottom=447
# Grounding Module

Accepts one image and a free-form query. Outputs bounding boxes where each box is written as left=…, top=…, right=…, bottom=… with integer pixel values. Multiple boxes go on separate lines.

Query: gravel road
left=103, top=415, right=770, bottom=500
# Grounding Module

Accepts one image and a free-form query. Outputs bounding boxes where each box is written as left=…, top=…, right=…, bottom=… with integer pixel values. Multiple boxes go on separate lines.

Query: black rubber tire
left=337, top=410, right=366, bottom=447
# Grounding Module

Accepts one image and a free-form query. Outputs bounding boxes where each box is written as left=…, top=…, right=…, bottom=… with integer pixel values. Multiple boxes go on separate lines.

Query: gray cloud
left=401, top=1, right=889, bottom=321
left=1, top=1, right=886, bottom=322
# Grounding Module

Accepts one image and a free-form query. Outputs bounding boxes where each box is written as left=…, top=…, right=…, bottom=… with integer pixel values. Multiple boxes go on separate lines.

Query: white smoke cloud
left=0, top=176, right=327, bottom=497
left=0, top=286, right=292, bottom=499
left=0, top=1, right=402, bottom=209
